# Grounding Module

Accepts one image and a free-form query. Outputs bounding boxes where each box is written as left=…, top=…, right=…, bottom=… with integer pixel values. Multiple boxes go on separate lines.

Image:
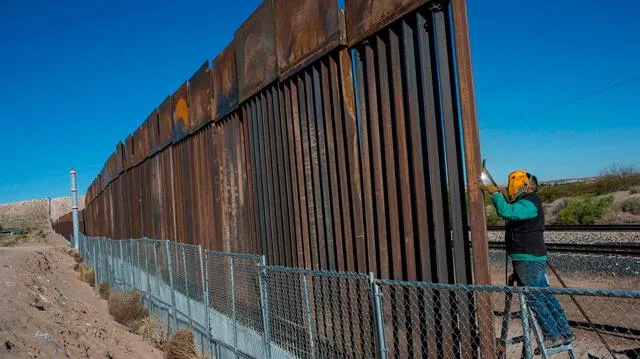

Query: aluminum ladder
left=497, top=274, right=576, bottom=359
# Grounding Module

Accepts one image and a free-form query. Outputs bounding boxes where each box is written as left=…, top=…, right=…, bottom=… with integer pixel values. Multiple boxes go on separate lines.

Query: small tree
left=599, top=164, right=639, bottom=178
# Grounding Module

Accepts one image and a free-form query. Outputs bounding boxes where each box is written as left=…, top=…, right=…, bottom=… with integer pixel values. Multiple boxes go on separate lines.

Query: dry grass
left=163, top=329, right=206, bottom=359
left=137, top=316, right=168, bottom=350
left=98, top=282, right=110, bottom=300
left=67, top=249, right=82, bottom=263
left=73, top=262, right=95, bottom=287
left=107, top=290, right=148, bottom=328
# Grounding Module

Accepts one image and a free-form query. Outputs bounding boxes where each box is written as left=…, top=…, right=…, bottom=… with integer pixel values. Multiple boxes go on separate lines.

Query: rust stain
left=345, top=0, right=431, bottom=45
left=158, top=96, right=172, bottom=146
left=172, top=83, right=189, bottom=139
left=234, top=0, right=278, bottom=102
left=188, top=61, right=212, bottom=131
left=212, top=42, right=238, bottom=120
left=274, top=0, right=342, bottom=77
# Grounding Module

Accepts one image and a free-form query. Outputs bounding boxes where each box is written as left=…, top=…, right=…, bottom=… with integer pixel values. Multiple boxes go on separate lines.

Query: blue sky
left=0, top=0, right=638, bottom=203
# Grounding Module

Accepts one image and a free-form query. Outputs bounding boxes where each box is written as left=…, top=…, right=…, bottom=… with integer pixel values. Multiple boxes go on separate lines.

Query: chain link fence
left=78, top=235, right=640, bottom=359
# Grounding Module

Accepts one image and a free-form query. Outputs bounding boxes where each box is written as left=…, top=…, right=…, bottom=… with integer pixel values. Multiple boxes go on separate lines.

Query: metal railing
left=78, top=235, right=640, bottom=358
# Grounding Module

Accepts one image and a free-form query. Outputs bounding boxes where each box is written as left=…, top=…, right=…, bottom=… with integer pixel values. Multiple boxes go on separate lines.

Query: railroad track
left=485, top=224, right=640, bottom=256
left=487, top=224, right=640, bottom=232
left=488, top=241, right=640, bottom=257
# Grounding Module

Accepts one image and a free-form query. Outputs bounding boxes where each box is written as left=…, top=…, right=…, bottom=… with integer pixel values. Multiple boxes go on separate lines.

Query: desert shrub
left=164, top=329, right=205, bottom=359
left=98, top=282, right=110, bottom=300
left=107, top=290, right=148, bottom=328
left=630, top=187, right=640, bottom=195
left=555, top=195, right=613, bottom=225
left=137, top=316, right=167, bottom=350
left=621, top=197, right=640, bottom=215
left=486, top=205, right=500, bottom=225
left=538, top=166, right=640, bottom=203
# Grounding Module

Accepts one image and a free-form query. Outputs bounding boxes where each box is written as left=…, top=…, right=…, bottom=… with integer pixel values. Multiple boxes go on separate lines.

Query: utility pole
left=70, top=169, right=80, bottom=249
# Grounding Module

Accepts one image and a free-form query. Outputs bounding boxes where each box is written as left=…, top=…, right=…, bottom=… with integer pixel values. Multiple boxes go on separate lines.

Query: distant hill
left=0, top=197, right=85, bottom=230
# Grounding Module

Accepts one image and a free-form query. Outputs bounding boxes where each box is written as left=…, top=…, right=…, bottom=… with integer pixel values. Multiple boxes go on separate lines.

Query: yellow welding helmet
left=507, top=170, right=530, bottom=202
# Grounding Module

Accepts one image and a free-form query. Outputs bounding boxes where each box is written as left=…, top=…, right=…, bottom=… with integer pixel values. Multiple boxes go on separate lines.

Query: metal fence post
left=152, top=241, right=162, bottom=327
left=166, top=241, right=178, bottom=333
left=143, top=239, right=152, bottom=311
left=230, top=256, right=238, bottom=358
left=108, top=239, right=114, bottom=288
left=301, top=274, right=316, bottom=359
left=181, top=246, right=194, bottom=330
left=257, top=257, right=271, bottom=359
left=119, top=240, right=126, bottom=291
left=199, top=246, right=212, bottom=357
left=370, top=273, right=388, bottom=359
left=91, top=238, right=98, bottom=284
left=519, top=293, right=533, bottom=359
left=130, top=240, right=136, bottom=291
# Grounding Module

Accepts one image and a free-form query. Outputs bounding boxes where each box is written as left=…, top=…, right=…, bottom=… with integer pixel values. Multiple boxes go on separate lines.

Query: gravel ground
left=488, top=230, right=640, bottom=245
left=489, top=250, right=640, bottom=279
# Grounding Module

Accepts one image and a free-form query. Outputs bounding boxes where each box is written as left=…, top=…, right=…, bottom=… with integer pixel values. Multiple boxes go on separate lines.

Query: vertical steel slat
left=374, top=31, right=410, bottom=358
left=374, top=33, right=403, bottom=281
left=260, top=92, right=278, bottom=264
left=265, top=88, right=284, bottom=265
left=319, top=58, right=345, bottom=272
left=304, top=68, right=325, bottom=270
left=272, top=87, right=291, bottom=266
left=353, top=47, right=377, bottom=276
left=282, top=82, right=305, bottom=268
left=434, top=7, right=469, bottom=285
left=298, top=74, right=319, bottom=269
left=241, top=109, right=258, bottom=253
left=250, top=100, right=267, bottom=256
left=336, top=50, right=365, bottom=274
left=387, top=24, right=418, bottom=284
left=277, top=84, right=300, bottom=267
left=275, top=85, right=296, bottom=267
left=290, top=78, right=312, bottom=269
left=364, top=43, right=388, bottom=279
left=312, top=63, right=336, bottom=271
left=255, top=97, right=270, bottom=259
left=450, top=0, right=496, bottom=356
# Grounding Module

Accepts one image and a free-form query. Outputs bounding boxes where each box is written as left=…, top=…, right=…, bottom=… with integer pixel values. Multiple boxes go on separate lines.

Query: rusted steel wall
left=52, top=210, right=85, bottom=241
left=74, top=0, right=493, bottom=356
left=82, top=0, right=486, bottom=283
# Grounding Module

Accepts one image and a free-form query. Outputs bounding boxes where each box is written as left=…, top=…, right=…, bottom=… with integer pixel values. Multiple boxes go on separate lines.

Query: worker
left=482, top=170, right=576, bottom=348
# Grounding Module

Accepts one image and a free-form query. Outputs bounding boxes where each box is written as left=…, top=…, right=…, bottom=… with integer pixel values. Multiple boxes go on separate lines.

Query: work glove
left=481, top=184, right=499, bottom=195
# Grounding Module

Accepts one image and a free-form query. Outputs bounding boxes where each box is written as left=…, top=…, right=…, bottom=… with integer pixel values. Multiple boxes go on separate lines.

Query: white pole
left=70, top=169, right=80, bottom=249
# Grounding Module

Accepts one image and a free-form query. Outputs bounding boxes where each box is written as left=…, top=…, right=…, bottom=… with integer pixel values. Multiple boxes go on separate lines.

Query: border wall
left=77, top=0, right=490, bottom=287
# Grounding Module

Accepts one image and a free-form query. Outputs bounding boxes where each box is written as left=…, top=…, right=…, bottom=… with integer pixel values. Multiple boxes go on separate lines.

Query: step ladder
left=497, top=274, right=576, bottom=359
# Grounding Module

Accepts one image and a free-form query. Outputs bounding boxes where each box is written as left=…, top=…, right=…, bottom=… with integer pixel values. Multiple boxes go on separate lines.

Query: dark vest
left=505, top=193, right=547, bottom=256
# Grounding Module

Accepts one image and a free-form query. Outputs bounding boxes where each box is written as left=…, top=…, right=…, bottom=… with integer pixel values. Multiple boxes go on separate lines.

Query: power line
left=481, top=75, right=640, bottom=129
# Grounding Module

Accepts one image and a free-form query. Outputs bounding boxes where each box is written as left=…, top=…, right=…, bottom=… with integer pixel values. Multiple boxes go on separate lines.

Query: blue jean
left=512, top=260, right=571, bottom=338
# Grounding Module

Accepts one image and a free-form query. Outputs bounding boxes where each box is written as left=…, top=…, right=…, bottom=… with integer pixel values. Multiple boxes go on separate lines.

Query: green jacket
left=492, top=192, right=547, bottom=262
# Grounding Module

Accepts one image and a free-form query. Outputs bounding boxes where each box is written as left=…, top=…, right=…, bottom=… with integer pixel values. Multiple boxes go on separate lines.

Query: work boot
left=562, top=331, right=576, bottom=344
left=543, top=336, right=564, bottom=348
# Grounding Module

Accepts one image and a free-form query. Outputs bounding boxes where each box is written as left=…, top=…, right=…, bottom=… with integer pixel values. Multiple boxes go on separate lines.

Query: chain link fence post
left=199, top=246, right=212, bottom=358
left=118, top=240, right=125, bottom=291
left=166, top=240, right=178, bottom=333
left=229, top=256, right=238, bottom=358
left=130, top=240, right=136, bottom=291
left=301, top=274, right=316, bottom=359
left=257, top=257, right=271, bottom=359
left=181, top=245, right=194, bottom=331
left=519, top=292, right=533, bottom=359
left=91, top=237, right=98, bottom=285
left=108, top=239, right=114, bottom=288
left=370, top=273, right=388, bottom=359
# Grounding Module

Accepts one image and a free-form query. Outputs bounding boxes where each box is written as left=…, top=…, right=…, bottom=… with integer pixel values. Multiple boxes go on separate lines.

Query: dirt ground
left=0, top=234, right=162, bottom=359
